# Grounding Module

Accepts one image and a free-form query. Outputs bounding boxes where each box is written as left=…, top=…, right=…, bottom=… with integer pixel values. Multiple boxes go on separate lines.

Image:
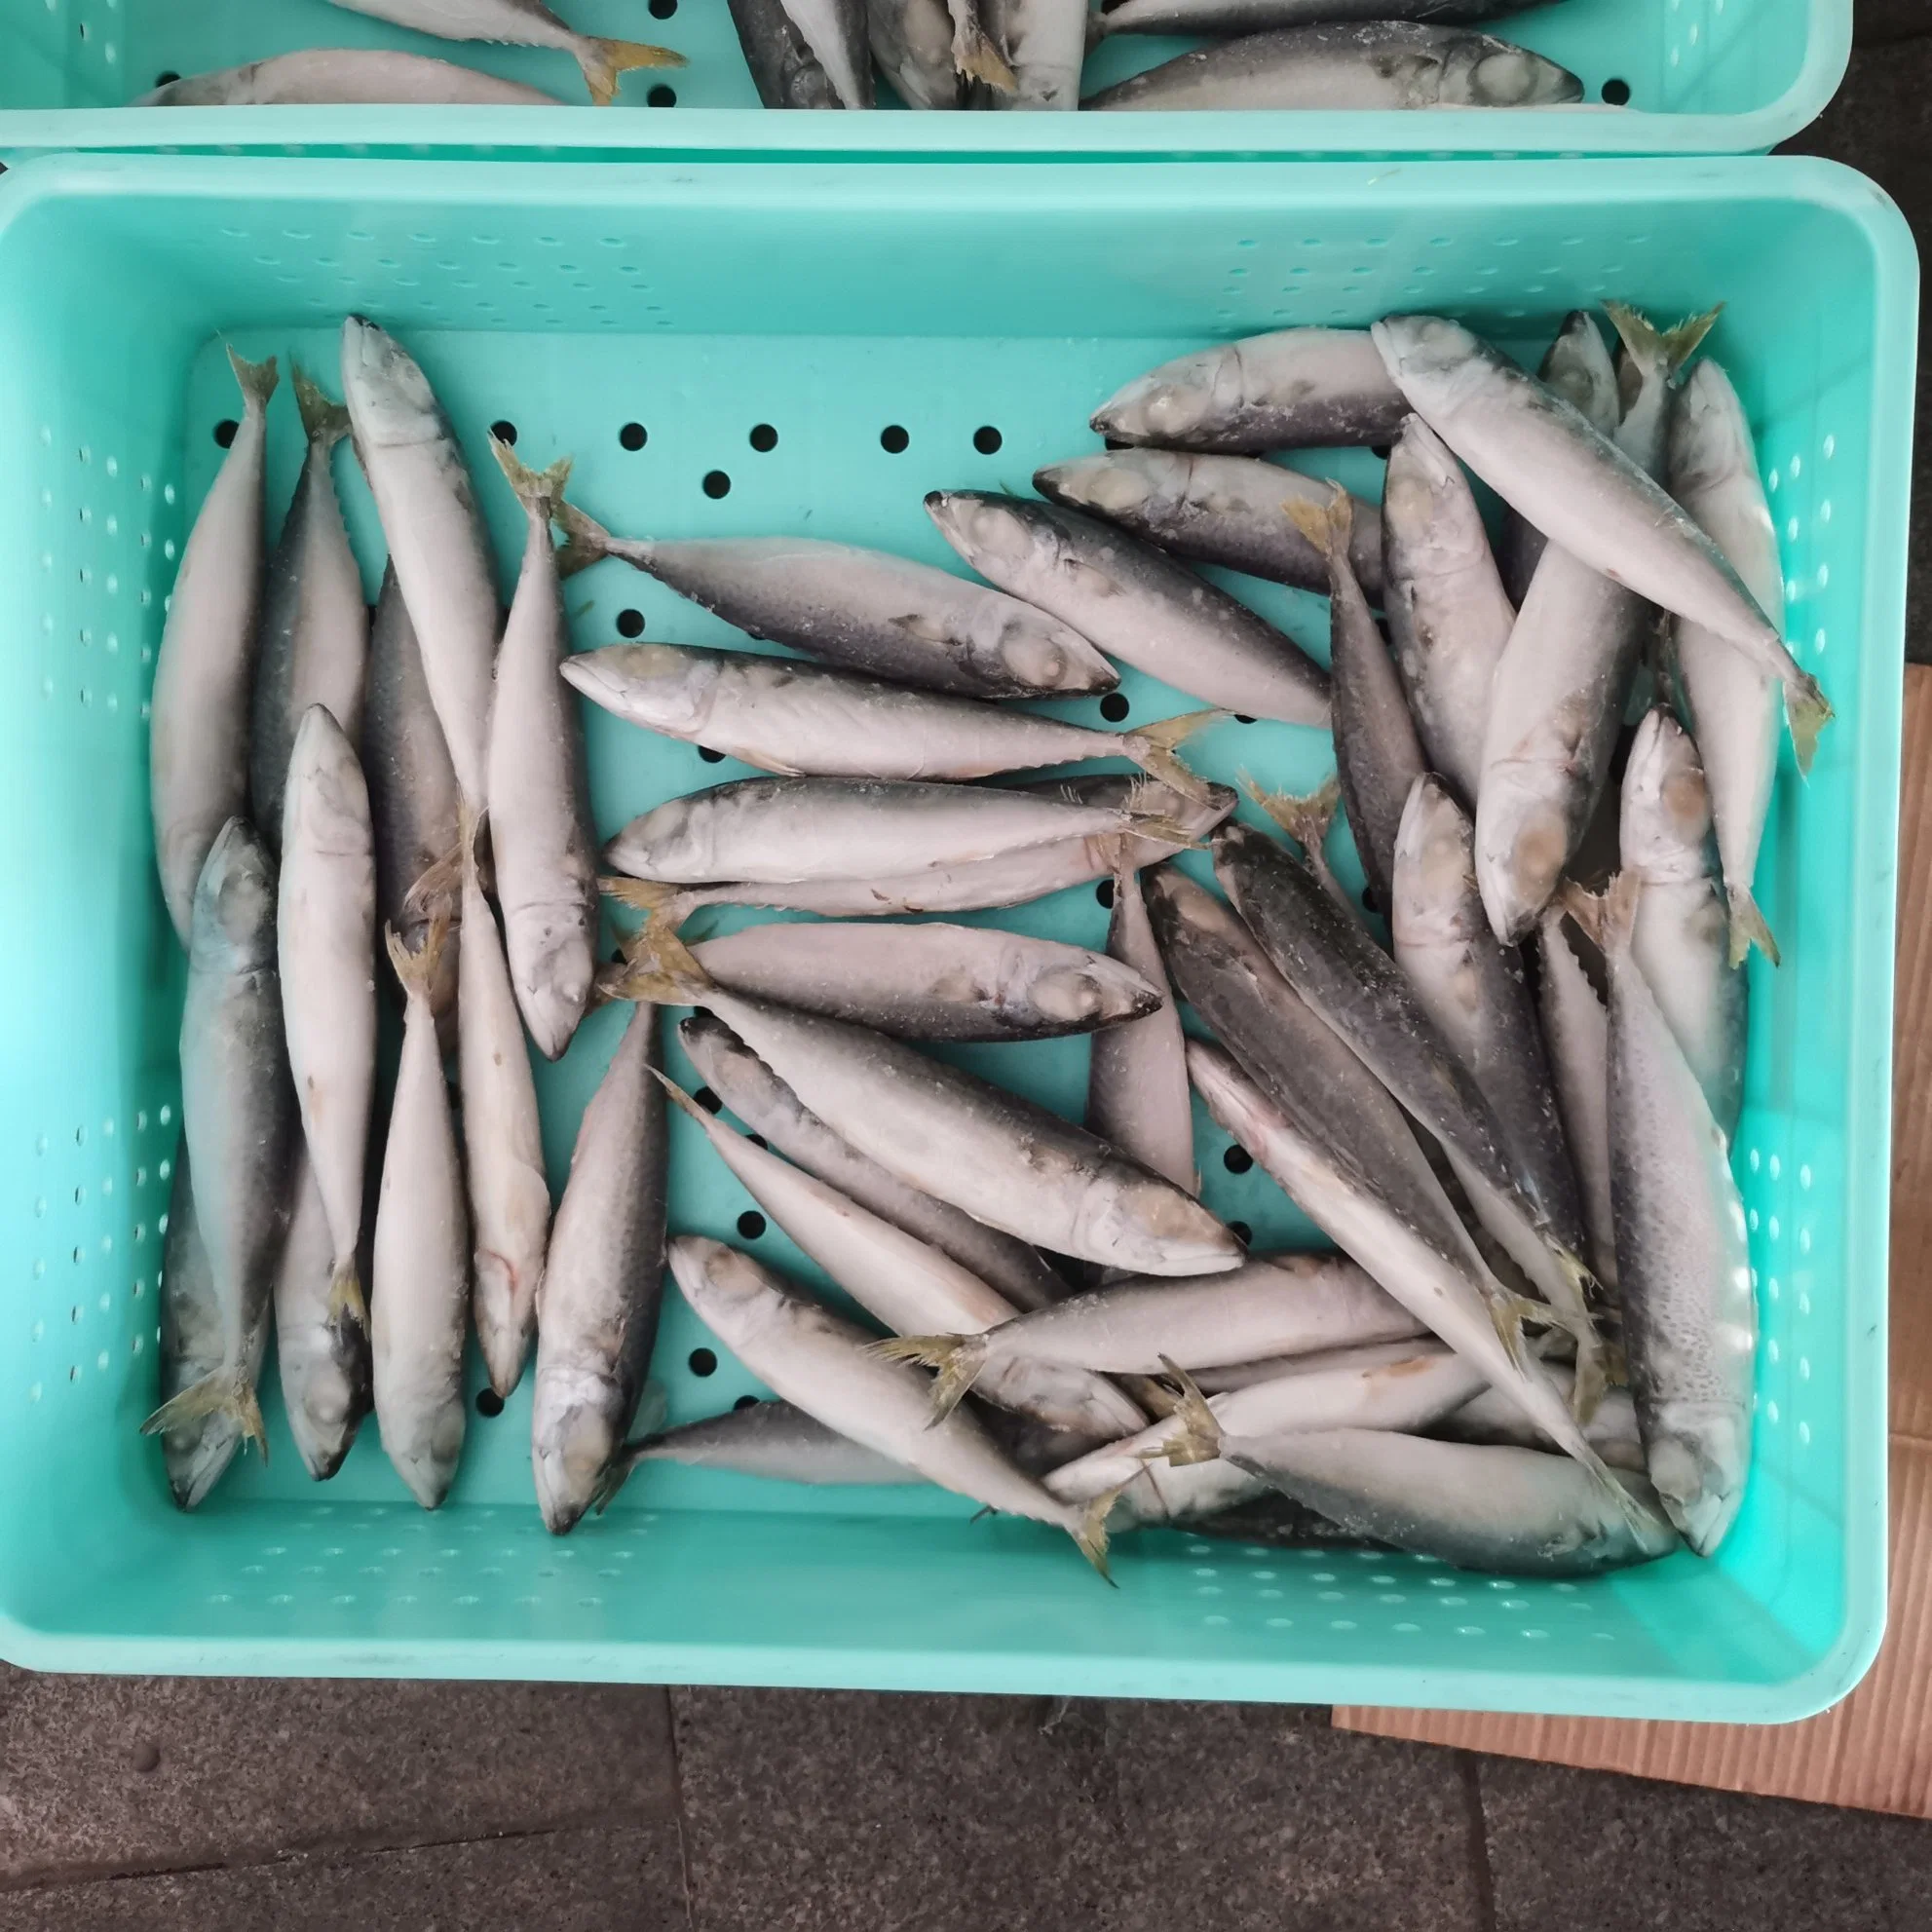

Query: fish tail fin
left=1783, top=666, right=1832, bottom=776
left=552, top=497, right=620, bottom=577
left=649, top=1065, right=720, bottom=1135
left=1662, top=305, right=1724, bottom=376
left=1073, top=1491, right=1118, bottom=1585
left=1241, top=769, right=1342, bottom=866
left=600, top=874, right=692, bottom=925
left=226, top=344, right=279, bottom=414
left=291, top=363, right=350, bottom=450
left=385, top=910, right=451, bottom=1000
left=1603, top=300, right=1667, bottom=380
left=141, top=1367, right=269, bottom=1461
left=866, top=1335, right=986, bottom=1421
left=580, top=35, right=685, bottom=106
left=490, top=435, right=573, bottom=517
left=951, top=3, right=1016, bottom=91
left=1727, top=883, right=1780, bottom=968
left=327, top=1256, right=367, bottom=1329
left=1121, top=780, right=1205, bottom=852
left=1555, top=878, right=1606, bottom=948
left=602, top=896, right=709, bottom=1004
left=1282, top=480, right=1352, bottom=564
left=1125, top=708, right=1223, bottom=805
left=1145, top=1356, right=1222, bottom=1466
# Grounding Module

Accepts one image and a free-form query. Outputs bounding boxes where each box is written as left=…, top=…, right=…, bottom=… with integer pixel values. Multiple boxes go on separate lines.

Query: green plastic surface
left=0, top=0, right=1850, bottom=157
left=0, top=152, right=1912, bottom=1715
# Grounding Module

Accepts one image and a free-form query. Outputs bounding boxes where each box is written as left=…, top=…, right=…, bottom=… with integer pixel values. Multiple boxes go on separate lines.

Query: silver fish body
left=277, top=705, right=378, bottom=1326
left=926, top=491, right=1330, bottom=725
left=1535, top=911, right=1616, bottom=1288
left=559, top=509, right=1113, bottom=700
left=1223, top=1427, right=1677, bottom=1574
left=1096, top=0, right=1534, bottom=33
left=340, top=318, right=499, bottom=812
left=487, top=444, right=597, bottom=1060
left=1084, top=21, right=1582, bottom=109
left=150, top=349, right=276, bottom=946
left=728, top=0, right=874, bottom=105
left=1090, top=326, right=1405, bottom=453
left=251, top=370, right=369, bottom=848
left=1603, top=872, right=1755, bottom=1557
left=1669, top=358, right=1786, bottom=966
left=531, top=1002, right=669, bottom=1533
left=1033, top=450, right=1383, bottom=599
left=1086, top=870, right=1195, bottom=1193
left=681, top=1012, right=1071, bottom=1312
left=140, top=49, right=564, bottom=104
left=373, top=921, right=471, bottom=1509
left=274, top=1144, right=372, bottom=1482
left=637, top=1400, right=922, bottom=1483
left=158, top=1145, right=271, bottom=1508
left=689, top=919, right=1159, bottom=1042
left=1381, top=412, right=1514, bottom=807
left=1620, top=710, right=1745, bottom=1139
left=1438, top=1365, right=1644, bottom=1471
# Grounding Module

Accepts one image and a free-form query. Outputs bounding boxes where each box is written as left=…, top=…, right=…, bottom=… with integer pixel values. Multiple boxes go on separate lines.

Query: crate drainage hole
left=1095, top=879, right=1115, bottom=909
left=880, top=426, right=909, bottom=454
left=737, top=1211, right=767, bottom=1240
left=491, top=420, right=517, bottom=445
left=616, top=609, right=645, bottom=637
left=212, top=420, right=237, bottom=448
left=648, top=85, right=676, bottom=106
left=1099, top=693, right=1130, bottom=723
left=702, top=471, right=731, bottom=498
left=973, top=426, right=1003, bottom=454
left=689, top=1347, right=718, bottom=1377
left=1223, top=1146, right=1253, bottom=1174
left=475, top=1388, right=504, bottom=1418
left=749, top=424, right=777, bottom=452
left=1602, top=78, right=1631, bottom=104
left=620, top=422, right=647, bottom=450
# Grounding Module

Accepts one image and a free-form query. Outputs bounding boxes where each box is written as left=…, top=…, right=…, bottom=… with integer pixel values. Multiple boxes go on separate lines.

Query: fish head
left=190, top=817, right=279, bottom=974
left=1541, top=313, right=1620, bottom=436
left=1392, top=775, right=1481, bottom=946
left=925, top=489, right=1050, bottom=577
left=977, top=605, right=1118, bottom=695
left=667, top=1234, right=780, bottom=1337
left=1089, top=347, right=1236, bottom=446
left=1441, top=39, right=1583, bottom=107
left=284, top=705, right=371, bottom=860
left=340, top=316, right=442, bottom=450
left=1646, top=1407, right=1749, bottom=1556
left=1034, top=453, right=1160, bottom=520
left=1141, top=861, right=1240, bottom=959
left=1026, top=957, right=1161, bottom=1029
left=1370, top=316, right=1481, bottom=397
left=1475, top=775, right=1571, bottom=947
left=164, top=1415, right=245, bottom=1511
left=1381, top=411, right=1490, bottom=568
left=519, top=936, right=594, bottom=1063
left=1079, top=1176, right=1245, bottom=1277
left=284, top=1342, right=367, bottom=1483
left=1184, top=1037, right=1279, bottom=1150
left=563, top=644, right=715, bottom=735
left=1668, top=359, right=1756, bottom=502
left=1619, top=708, right=1716, bottom=885
left=533, top=1393, right=625, bottom=1536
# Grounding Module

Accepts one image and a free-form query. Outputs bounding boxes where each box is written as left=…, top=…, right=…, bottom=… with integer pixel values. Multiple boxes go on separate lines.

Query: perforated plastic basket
left=0, top=152, right=1911, bottom=1713
left=0, top=0, right=1849, bottom=158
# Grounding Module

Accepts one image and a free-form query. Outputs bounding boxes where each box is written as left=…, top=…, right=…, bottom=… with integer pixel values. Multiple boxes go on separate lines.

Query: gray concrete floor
left=7, top=7, right=1931, bottom=1927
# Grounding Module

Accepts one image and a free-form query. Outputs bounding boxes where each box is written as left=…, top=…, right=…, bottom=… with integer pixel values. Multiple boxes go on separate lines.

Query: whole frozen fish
left=681, top=1012, right=1071, bottom=1312
left=727, top=0, right=875, bottom=105
left=250, top=369, right=369, bottom=849
left=140, top=49, right=563, bottom=105
left=1084, top=21, right=1583, bottom=109
left=1438, top=1364, right=1644, bottom=1471
left=1372, top=314, right=1830, bottom=767
left=1087, top=870, right=1195, bottom=1194
left=1535, top=910, right=1616, bottom=1288
left=1177, top=1422, right=1676, bottom=1575
left=1045, top=1340, right=1481, bottom=1504
left=325, top=0, right=681, bottom=102
left=1498, top=311, right=1619, bottom=606
left=1187, top=1039, right=1620, bottom=1490
left=1284, top=488, right=1421, bottom=913
left=926, top=491, right=1331, bottom=726
left=457, top=809, right=552, bottom=1398
left=983, top=0, right=1085, bottom=106
left=486, top=440, right=597, bottom=1060
left=1094, top=0, right=1540, bottom=34
left=1388, top=779, right=1606, bottom=1410
left=362, top=565, right=461, bottom=1039
left=1035, top=449, right=1383, bottom=598
left=157, top=1146, right=271, bottom=1508
left=664, top=1078, right=1144, bottom=1440
left=686, top=920, right=1159, bottom=1042
left=142, top=821, right=295, bottom=1457
left=531, top=1000, right=668, bottom=1533
left=275, top=1146, right=371, bottom=1483
left=1090, top=326, right=1405, bottom=454
left=619, top=928, right=1242, bottom=1278
left=150, top=349, right=276, bottom=946
left=556, top=504, right=1113, bottom=701
left=1602, top=869, right=1755, bottom=1557
left=608, top=774, right=1234, bottom=925
left=1381, top=412, right=1515, bottom=807
left=278, top=705, right=378, bottom=1339
left=1670, top=357, right=1786, bottom=966
left=635, top=1399, right=923, bottom=1483
left=340, top=318, right=499, bottom=812
left=606, top=776, right=1194, bottom=887
left=669, top=1237, right=1118, bottom=1571
left=1618, top=709, right=1745, bottom=1139
left=373, top=919, right=471, bottom=1508
left=1474, top=304, right=1714, bottom=945
left=563, top=642, right=1217, bottom=800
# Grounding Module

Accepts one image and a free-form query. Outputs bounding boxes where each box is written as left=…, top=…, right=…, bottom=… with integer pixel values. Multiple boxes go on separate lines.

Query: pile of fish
left=149, top=292, right=1812, bottom=1589
left=135, top=0, right=1589, bottom=114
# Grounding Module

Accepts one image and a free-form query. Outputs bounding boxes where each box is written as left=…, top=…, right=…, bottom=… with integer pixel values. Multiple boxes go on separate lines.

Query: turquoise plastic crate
left=0, top=152, right=1912, bottom=1713
left=0, top=0, right=1849, bottom=158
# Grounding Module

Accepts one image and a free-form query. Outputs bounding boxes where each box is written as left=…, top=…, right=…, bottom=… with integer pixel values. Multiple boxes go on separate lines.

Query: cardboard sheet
left=1336, top=665, right=1932, bottom=1816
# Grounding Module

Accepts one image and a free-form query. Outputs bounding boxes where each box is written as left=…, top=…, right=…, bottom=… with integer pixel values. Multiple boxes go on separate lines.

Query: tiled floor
left=7, top=8, right=1930, bottom=1928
